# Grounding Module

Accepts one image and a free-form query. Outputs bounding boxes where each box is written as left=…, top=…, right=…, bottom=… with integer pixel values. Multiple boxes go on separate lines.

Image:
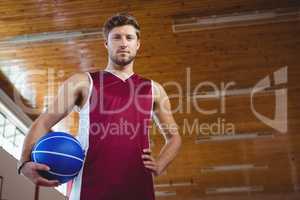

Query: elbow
left=167, top=132, right=182, bottom=150
left=176, top=133, right=182, bottom=149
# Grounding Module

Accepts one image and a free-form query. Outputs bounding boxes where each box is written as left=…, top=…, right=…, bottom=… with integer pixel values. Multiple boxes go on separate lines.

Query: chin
left=113, top=59, right=130, bottom=66
left=110, top=54, right=135, bottom=66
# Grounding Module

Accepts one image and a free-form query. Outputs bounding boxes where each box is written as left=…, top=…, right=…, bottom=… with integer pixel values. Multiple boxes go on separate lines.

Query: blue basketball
left=31, top=132, right=85, bottom=184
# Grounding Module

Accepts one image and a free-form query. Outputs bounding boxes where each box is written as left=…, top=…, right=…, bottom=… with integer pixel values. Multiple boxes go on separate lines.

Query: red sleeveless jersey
left=70, top=71, right=155, bottom=200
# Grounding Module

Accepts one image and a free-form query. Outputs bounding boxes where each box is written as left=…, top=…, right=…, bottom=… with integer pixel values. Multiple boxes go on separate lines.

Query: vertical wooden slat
left=34, top=185, right=39, bottom=200
left=0, top=176, right=3, bottom=200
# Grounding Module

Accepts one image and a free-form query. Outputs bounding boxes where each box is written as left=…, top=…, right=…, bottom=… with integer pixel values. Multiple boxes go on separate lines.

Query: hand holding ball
left=31, top=132, right=85, bottom=184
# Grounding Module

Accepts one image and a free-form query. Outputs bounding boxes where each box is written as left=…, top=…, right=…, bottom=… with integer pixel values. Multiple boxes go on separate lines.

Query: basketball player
left=18, top=13, right=181, bottom=200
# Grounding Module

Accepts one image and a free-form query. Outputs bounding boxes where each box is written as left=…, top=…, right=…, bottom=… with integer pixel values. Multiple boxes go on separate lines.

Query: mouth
left=117, top=51, right=129, bottom=54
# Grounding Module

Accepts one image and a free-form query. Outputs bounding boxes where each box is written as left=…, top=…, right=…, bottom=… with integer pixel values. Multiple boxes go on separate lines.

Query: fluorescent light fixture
left=155, top=191, right=176, bottom=197
left=201, top=164, right=268, bottom=173
left=0, top=28, right=103, bottom=46
left=191, top=87, right=273, bottom=99
left=155, top=181, right=195, bottom=188
left=173, top=7, right=300, bottom=33
left=206, top=186, right=264, bottom=194
left=195, top=132, right=273, bottom=143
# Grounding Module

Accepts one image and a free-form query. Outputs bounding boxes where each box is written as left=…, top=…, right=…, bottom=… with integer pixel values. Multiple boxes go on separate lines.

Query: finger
left=142, top=154, right=154, bottom=161
left=143, top=160, right=156, bottom=166
left=143, top=149, right=151, bottom=154
left=36, top=177, right=60, bottom=187
left=144, top=165, right=156, bottom=171
left=34, top=163, right=50, bottom=171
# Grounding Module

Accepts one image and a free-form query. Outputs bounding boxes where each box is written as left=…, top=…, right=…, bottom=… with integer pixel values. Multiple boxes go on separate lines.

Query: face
left=105, top=25, right=140, bottom=66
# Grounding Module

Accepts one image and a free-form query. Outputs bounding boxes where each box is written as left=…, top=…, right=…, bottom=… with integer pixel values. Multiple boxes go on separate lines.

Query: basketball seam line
left=47, top=170, right=80, bottom=177
left=34, top=135, right=82, bottom=150
left=32, top=150, right=84, bottom=162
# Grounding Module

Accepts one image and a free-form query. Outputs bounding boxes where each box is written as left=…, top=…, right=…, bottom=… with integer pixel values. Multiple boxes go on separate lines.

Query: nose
left=120, top=36, right=128, bottom=48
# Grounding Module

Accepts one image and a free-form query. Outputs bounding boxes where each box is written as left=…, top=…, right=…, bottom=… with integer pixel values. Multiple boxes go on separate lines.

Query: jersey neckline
left=103, top=70, right=136, bottom=82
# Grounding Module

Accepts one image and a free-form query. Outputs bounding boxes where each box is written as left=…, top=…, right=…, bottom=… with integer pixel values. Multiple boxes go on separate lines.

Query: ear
left=104, top=40, right=108, bottom=49
left=136, top=39, right=141, bottom=50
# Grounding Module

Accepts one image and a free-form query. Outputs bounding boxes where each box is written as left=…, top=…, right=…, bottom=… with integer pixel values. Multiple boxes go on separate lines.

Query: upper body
left=19, top=13, right=181, bottom=191
left=70, top=70, right=163, bottom=200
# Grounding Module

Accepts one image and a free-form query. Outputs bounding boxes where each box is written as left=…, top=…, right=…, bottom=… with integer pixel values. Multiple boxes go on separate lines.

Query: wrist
left=17, top=160, right=31, bottom=175
left=156, top=159, right=165, bottom=175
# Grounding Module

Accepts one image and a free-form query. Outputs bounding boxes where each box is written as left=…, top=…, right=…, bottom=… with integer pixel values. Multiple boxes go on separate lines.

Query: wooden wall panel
left=0, top=1, right=299, bottom=199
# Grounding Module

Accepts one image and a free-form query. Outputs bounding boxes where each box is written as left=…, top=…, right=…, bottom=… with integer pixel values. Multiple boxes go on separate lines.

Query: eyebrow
left=111, top=33, right=136, bottom=37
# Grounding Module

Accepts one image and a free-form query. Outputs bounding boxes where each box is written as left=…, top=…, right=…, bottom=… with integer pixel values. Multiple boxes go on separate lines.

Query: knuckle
left=31, top=164, right=37, bottom=170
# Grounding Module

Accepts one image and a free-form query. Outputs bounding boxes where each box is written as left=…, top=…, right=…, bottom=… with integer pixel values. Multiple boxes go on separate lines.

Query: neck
left=105, top=59, right=134, bottom=75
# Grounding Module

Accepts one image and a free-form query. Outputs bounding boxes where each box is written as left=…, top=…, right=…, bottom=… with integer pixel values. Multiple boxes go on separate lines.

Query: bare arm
left=142, top=81, right=182, bottom=176
left=19, top=72, right=90, bottom=186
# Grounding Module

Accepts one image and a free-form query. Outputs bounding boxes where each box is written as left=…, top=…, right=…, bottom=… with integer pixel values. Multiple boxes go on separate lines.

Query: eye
left=127, top=35, right=135, bottom=40
left=112, top=35, right=121, bottom=40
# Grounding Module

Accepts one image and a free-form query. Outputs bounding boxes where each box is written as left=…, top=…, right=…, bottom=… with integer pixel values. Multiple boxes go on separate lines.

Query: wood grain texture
left=0, top=0, right=299, bottom=199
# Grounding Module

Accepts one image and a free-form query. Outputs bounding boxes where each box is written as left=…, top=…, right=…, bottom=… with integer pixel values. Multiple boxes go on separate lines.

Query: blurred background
left=0, top=0, right=299, bottom=200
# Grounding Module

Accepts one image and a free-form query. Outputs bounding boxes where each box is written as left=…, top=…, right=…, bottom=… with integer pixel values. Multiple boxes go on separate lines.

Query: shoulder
left=61, top=72, right=91, bottom=101
left=152, top=80, right=162, bottom=90
left=152, top=81, right=167, bottom=103
left=68, top=72, right=90, bottom=82
left=134, top=75, right=167, bottom=102
left=66, top=72, right=91, bottom=89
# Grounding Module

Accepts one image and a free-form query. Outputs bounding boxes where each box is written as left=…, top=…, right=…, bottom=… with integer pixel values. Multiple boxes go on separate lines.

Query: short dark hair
left=103, top=13, right=140, bottom=40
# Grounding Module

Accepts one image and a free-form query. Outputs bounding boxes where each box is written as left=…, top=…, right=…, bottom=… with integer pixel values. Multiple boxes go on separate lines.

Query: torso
left=70, top=71, right=155, bottom=200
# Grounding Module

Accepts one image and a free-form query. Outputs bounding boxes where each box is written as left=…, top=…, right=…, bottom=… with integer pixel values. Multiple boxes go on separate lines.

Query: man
left=18, top=13, right=181, bottom=200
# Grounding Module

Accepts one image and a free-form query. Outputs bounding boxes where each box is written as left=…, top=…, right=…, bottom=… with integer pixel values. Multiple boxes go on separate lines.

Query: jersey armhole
left=150, top=80, right=155, bottom=119
left=74, top=72, right=93, bottom=113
